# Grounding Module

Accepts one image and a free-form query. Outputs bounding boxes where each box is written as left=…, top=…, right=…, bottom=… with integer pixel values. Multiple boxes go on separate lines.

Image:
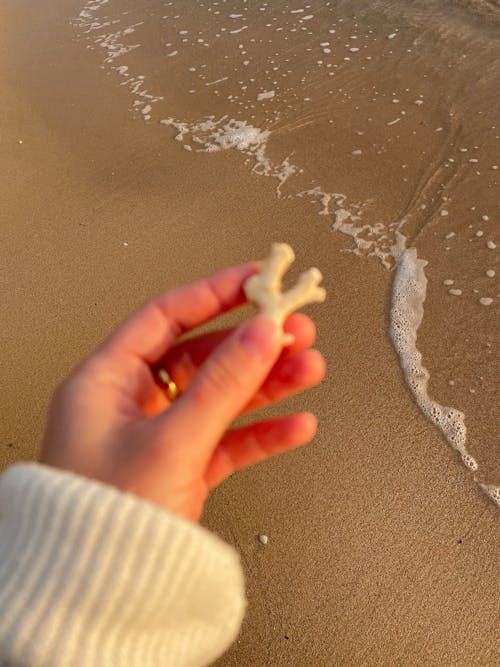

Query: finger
left=155, top=313, right=317, bottom=390
left=101, top=262, right=259, bottom=365
left=245, top=348, right=325, bottom=412
left=205, top=413, right=317, bottom=487
left=149, top=348, right=324, bottom=420
left=152, top=315, right=281, bottom=459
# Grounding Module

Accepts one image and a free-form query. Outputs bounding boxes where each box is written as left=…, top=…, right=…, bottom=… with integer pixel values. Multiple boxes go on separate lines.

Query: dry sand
left=1, top=0, right=499, bottom=665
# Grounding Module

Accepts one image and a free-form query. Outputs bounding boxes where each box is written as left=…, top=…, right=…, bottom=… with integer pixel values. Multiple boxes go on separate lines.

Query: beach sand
left=1, top=0, right=499, bottom=664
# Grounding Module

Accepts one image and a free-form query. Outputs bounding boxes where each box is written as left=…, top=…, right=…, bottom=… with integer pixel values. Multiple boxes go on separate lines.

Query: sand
left=1, top=0, right=499, bottom=664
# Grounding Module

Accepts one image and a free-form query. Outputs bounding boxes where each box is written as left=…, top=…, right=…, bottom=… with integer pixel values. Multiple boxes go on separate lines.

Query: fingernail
left=238, top=315, right=278, bottom=361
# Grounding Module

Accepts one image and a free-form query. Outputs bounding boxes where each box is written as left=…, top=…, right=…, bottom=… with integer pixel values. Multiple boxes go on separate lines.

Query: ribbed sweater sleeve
left=0, top=463, right=246, bottom=667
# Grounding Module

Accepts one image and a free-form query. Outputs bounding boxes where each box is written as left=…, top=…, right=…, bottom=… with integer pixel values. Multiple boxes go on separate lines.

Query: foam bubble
left=479, top=484, right=500, bottom=507
left=257, top=90, right=275, bottom=101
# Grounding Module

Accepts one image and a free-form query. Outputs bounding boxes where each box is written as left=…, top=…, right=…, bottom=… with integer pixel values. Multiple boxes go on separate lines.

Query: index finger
left=102, top=262, right=259, bottom=364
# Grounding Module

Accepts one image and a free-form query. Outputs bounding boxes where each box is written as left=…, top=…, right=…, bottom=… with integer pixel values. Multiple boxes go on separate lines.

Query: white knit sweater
left=0, top=464, right=246, bottom=667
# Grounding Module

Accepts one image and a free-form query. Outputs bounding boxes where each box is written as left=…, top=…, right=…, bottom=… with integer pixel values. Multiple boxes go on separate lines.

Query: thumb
left=153, top=315, right=281, bottom=458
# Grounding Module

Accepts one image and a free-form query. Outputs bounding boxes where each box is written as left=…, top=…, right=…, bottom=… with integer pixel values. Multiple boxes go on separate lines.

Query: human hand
left=40, top=263, right=326, bottom=521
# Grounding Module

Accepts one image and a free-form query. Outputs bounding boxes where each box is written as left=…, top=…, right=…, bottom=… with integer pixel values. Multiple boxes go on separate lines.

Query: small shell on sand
left=258, top=534, right=268, bottom=545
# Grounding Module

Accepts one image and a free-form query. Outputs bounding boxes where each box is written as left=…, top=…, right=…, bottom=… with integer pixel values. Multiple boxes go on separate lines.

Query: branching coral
left=244, top=243, right=326, bottom=345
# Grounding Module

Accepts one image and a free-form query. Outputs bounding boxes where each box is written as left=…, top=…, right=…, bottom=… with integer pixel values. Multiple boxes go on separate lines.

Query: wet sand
left=1, top=0, right=499, bottom=664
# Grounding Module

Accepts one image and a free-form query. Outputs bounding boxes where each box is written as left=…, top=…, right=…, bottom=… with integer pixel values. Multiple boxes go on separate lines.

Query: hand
left=40, top=263, right=326, bottom=521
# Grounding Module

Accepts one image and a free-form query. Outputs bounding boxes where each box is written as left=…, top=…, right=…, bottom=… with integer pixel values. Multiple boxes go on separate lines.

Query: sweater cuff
left=0, top=463, right=246, bottom=667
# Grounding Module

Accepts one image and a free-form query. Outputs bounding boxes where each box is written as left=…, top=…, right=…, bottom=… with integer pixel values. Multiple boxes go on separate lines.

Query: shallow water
left=74, top=0, right=499, bottom=501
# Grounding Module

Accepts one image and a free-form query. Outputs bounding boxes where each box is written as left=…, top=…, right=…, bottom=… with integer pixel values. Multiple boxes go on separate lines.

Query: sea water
left=73, top=0, right=499, bottom=505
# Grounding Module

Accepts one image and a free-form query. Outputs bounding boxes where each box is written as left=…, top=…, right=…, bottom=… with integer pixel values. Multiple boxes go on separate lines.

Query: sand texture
left=1, top=0, right=499, bottom=664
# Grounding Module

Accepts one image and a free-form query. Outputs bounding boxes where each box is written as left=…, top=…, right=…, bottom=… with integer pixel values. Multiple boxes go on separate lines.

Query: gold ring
left=157, top=369, right=180, bottom=401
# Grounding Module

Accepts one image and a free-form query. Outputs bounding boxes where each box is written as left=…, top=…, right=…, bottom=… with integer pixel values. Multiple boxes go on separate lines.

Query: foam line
left=390, top=234, right=500, bottom=506
left=390, top=234, right=478, bottom=472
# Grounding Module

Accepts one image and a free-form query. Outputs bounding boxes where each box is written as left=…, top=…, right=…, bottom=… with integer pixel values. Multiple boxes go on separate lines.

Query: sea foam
left=390, top=234, right=500, bottom=504
left=390, top=234, right=478, bottom=471
left=159, top=116, right=299, bottom=192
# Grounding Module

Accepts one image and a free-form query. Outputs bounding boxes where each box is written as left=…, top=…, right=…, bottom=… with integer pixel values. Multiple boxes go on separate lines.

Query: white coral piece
left=244, top=243, right=326, bottom=345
